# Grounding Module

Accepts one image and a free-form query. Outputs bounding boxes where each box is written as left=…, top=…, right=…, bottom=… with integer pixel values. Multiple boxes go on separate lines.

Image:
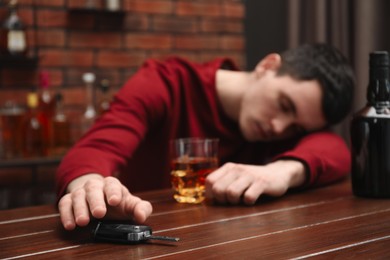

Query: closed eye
left=279, top=93, right=296, bottom=116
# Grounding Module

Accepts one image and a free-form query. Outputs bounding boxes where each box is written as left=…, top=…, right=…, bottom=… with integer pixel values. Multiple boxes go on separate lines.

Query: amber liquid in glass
left=171, top=157, right=218, bottom=203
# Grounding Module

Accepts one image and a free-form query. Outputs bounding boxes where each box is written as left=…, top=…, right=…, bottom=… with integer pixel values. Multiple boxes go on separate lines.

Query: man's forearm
left=268, top=160, right=306, bottom=188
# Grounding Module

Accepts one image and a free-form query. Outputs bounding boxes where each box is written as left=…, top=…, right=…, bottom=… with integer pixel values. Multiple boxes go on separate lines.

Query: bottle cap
left=9, top=0, right=17, bottom=7
left=83, top=72, right=96, bottom=83
left=39, top=70, right=50, bottom=89
left=55, top=92, right=63, bottom=102
left=100, top=79, right=110, bottom=92
left=27, top=92, right=38, bottom=108
left=370, top=51, right=389, bottom=67
left=367, top=51, right=390, bottom=109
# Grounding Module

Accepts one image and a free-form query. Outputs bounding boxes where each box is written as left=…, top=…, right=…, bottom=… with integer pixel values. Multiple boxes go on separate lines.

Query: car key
left=92, top=222, right=180, bottom=244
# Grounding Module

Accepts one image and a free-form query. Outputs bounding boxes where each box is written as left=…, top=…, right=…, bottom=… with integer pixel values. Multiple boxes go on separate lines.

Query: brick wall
left=0, top=0, right=245, bottom=208
left=0, top=0, right=245, bottom=131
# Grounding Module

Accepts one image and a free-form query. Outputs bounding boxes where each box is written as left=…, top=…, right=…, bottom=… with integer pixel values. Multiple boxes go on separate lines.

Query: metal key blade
left=147, top=235, right=180, bottom=242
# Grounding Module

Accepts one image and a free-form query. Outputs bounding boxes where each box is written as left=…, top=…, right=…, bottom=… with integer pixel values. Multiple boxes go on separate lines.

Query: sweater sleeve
left=55, top=60, right=171, bottom=198
left=274, top=131, right=351, bottom=188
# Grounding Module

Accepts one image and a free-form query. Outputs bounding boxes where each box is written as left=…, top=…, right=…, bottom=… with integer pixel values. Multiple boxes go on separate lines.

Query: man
left=56, top=43, right=355, bottom=230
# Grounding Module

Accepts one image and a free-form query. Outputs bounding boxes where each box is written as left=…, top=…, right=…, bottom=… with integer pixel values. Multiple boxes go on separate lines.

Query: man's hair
left=276, top=43, right=355, bottom=125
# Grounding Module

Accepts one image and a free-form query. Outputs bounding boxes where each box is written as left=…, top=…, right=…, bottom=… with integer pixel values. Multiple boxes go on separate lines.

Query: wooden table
left=1, top=179, right=390, bottom=259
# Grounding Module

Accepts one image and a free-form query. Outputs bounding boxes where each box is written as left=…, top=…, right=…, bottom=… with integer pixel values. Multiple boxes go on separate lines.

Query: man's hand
left=58, top=174, right=153, bottom=230
left=205, top=160, right=306, bottom=205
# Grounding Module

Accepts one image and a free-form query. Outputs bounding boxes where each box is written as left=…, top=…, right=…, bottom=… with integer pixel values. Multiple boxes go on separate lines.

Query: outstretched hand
left=58, top=174, right=153, bottom=230
left=205, top=160, right=305, bottom=205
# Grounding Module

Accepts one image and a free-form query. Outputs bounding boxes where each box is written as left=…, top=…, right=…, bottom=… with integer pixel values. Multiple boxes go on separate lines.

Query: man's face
left=239, top=70, right=326, bottom=142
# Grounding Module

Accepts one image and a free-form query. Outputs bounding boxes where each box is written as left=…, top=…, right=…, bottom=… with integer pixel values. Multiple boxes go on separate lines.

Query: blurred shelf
left=0, top=156, right=62, bottom=168
left=0, top=55, right=39, bottom=69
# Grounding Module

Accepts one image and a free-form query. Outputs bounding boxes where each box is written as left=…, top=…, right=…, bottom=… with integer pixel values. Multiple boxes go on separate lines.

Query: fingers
left=242, top=181, right=266, bottom=205
left=206, top=163, right=269, bottom=205
left=122, top=186, right=153, bottom=223
left=59, top=179, right=103, bottom=230
left=85, top=179, right=107, bottom=219
left=58, top=176, right=153, bottom=230
left=103, top=177, right=123, bottom=206
left=85, top=177, right=126, bottom=218
left=58, top=194, right=76, bottom=230
left=71, top=188, right=91, bottom=226
left=205, top=163, right=236, bottom=202
left=132, top=200, right=153, bottom=223
left=207, top=163, right=253, bottom=204
left=226, top=176, right=252, bottom=204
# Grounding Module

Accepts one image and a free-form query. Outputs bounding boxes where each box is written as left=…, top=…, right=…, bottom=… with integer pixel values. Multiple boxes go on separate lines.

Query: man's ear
left=254, top=53, right=282, bottom=75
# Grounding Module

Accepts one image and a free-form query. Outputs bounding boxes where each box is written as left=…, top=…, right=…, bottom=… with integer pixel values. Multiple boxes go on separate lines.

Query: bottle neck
left=367, top=66, right=390, bottom=112
left=27, top=93, right=39, bottom=116
left=8, top=2, right=17, bottom=14
left=84, top=82, right=96, bottom=119
left=6, top=3, right=20, bottom=27
left=55, top=95, right=66, bottom=121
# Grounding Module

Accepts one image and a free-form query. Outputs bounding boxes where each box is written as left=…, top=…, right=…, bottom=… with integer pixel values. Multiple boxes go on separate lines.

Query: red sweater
left=56, top=58, right=350, bottom=197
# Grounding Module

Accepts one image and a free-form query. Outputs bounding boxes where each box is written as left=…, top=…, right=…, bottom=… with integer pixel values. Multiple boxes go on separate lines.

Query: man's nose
left=270, top=116, right=294, bottom=135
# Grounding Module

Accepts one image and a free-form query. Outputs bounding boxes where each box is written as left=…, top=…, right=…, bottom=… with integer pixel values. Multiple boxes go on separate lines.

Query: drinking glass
left=170, top=138, right=219, bottom=204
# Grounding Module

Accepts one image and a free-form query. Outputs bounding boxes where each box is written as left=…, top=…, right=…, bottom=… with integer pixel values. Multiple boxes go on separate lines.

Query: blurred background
left=0, top=0, right=389, bottom=209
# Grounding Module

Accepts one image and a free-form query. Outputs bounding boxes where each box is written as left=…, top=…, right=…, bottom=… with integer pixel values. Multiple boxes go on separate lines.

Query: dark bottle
left=351, top=51, right=390, bottom=198
left=0, top=0, right=28, bottom=56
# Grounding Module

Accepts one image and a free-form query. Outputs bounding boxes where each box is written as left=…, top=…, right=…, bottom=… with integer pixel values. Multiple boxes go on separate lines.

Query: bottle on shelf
left=105, top=0, right=121, bottom=11
left=37, top=70, right=55, bottom=151
left=350, top=51, right=390, bottom=198
left=51, top=92, right=71, bottom=156
left=98, top=79, right=111, bottom=115
left=22, top=92, right=45, bottom=158
left=0, top=101, right=25, bottom=159
left=80, top=72, right=97, bottom=135
left=0, top=0, right=28, bottom=57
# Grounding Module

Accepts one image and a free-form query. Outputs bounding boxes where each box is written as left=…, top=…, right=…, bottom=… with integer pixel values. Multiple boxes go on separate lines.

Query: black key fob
left=92, top=222, right=180, bottom=244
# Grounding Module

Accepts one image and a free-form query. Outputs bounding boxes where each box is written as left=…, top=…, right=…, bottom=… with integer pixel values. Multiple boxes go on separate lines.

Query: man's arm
left=56, top=60, right=172, bottom=229
left=274, top=130, right=350, bottom=187
left=206, top=130, right=350, bottom=204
